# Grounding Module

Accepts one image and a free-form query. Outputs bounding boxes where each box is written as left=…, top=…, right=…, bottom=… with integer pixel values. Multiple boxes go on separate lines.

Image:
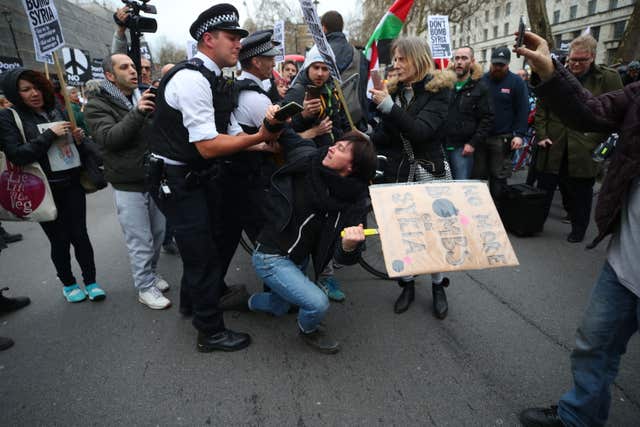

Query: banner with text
left=298, top=0, right=341, bottom=80
left=91, top=58, right=105, bottom=80
left=369, top=181, right=519, bottom=277
left=427, top=15, right=452, bottom=59
left=186, top=40, right=198, bottom=59
left=21, top=0, right=65, bottom=56
left=273, top=21, right=285, bottom=63
left=61, top=47, right=91, bottom=86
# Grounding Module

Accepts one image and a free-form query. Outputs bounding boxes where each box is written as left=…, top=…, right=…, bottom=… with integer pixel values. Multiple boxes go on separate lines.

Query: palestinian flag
left=364, top=0, right=414, bottom=80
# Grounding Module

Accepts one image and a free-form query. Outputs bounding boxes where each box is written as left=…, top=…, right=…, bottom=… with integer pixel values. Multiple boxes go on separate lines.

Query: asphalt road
left=1, top=184, right=639, bottom=426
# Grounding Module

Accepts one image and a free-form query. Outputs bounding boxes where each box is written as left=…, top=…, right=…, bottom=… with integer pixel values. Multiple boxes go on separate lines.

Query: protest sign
left=35, top=50, right=54, bottom=64
left=21, top=0, right=65, bottom=56
left=427, top=15, right=452, bottom=59
left=0, top=57, right=23, bottom=74
left=61, top=47, right=91, bottom=86
left=369, top=181, right=519, bottom=277
left=140, top=40, right=153, bottom=62
left=273, top=21, right=285, bottom=63
left=298, top=0, right=340, bottom=80
left=91, top=58, right=105, bottom=80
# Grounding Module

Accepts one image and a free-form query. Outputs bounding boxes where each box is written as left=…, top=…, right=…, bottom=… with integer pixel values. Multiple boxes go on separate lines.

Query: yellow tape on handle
left=340, top=228, right=379, bottom=238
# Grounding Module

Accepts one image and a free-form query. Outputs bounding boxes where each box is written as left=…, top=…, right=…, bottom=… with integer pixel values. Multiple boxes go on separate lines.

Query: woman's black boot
left=394, top=280, right=415, bottom=314
left=432, top=278, right=449, bottom=319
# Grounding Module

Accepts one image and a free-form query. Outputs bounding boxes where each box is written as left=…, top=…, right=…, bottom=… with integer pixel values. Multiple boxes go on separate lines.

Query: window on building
left=493, top=25, right=498, bottom=38
left=569, top=5, right=578, bottom=19
left=452, top=25, right=456, bottom=35
left=485, top=10, right=489, bottom=23
left=609, top=0, right=618, bottom=10
left=572, top=30, right=581, bottom=39
left=481, top=49, right=487, bottom=62
left=613, top=20, right=626, bottom=39
left=504, top=23, right=509, bottom=36
left=453, top=40, right=456, bottom=49
left=553, top=10, right=560, bottom=24
left=484, top=28, right=488, bottom=41
left=591, top=26, right=600, bottom=41
left=467, top=35, right=470, bottom=45
left=505, top=2, right=511, bottom=16
left=606, top=48, right=617, bottom=64
left=588, top=0, right=597, bottom=14
left=494, top=6, right=500, bottom=19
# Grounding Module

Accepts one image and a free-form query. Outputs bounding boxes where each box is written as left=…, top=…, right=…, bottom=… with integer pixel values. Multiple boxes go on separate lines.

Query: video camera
left=117, top=0, right=157, bottom=34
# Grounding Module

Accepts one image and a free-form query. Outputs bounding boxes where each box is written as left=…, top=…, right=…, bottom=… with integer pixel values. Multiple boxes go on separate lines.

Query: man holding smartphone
left=283, top=48, right=350, bottom=302
left=85, top=53, right=170, bottom=309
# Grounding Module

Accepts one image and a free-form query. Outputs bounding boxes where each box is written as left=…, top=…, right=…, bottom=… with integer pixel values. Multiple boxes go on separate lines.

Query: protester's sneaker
left=317, top=276, right=345, bottom=302
left=0, top=287, right=31, bottom=314
left=299, top=326, right=340, bottom=354
left=62, top=284, right=86, bottom=303
left=518, top=406, right=564, bottom=427
left=84, top=283, right=106, bottom=301
left=154, top=274, right=170, bottom=293
left=138, top=286, right=171, bottom=310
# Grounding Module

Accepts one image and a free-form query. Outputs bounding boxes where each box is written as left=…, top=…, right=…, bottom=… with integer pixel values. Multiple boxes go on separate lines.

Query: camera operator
left=112, top=4, right=155, bottom=87
left=84, top=54, right=171, bottom=310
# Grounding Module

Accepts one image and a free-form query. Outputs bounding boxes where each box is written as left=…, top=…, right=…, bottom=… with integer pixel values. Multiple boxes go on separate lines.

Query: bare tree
left=153, top=38, right=187, bottom=66
left=615, top=1, right=640, bottom=63
left=524, top=0, right=555, bottom=49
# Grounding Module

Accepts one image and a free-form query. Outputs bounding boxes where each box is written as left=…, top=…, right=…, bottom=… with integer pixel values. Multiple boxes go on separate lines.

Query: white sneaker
left=154, top=274, right=170, bottom=292
left=138, top=286, right=171, bottom=310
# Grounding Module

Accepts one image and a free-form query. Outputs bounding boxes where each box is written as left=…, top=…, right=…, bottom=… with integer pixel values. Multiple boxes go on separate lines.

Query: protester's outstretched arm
left=515, top=31, right=629, bottom=133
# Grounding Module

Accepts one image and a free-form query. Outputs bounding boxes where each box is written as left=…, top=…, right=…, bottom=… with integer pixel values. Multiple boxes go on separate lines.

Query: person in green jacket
left=65, top=86, right=89, bottom=134
left=534, top=34, right=623, bottom=243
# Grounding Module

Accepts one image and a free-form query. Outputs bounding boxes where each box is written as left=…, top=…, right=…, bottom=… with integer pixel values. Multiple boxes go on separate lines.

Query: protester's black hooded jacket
left=0, top=68, right=78, bottom=182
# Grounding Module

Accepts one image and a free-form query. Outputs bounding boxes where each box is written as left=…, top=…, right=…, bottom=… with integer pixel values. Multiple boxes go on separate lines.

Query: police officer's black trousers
left=154, top=170, right=226, bottom=335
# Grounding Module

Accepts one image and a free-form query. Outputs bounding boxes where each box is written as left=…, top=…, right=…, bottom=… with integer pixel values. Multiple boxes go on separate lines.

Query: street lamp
left=2, top=8, right=22, bottom=61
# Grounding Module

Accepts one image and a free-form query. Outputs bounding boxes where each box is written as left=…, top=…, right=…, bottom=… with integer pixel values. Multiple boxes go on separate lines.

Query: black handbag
left=77, top=138, right=107, bottom=193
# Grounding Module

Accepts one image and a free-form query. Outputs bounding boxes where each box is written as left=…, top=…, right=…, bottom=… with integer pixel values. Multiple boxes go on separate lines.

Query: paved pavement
left=1, top=185, right=639, bottom=426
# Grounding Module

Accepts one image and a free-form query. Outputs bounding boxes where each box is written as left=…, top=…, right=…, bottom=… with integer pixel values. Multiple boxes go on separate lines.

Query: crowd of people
left=0, top=3, right=638, bottom=425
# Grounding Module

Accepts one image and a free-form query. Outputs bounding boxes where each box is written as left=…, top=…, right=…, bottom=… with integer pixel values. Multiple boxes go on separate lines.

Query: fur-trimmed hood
left=388, top=69, right=456, bottom=94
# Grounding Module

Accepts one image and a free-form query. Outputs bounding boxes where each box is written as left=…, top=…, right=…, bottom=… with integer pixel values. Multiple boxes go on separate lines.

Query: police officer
left=147, top=4, right=279, bottom=352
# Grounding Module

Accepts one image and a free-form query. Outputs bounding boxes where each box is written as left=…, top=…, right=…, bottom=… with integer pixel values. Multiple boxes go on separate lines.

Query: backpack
left=339, top=46, right=364, bottom=127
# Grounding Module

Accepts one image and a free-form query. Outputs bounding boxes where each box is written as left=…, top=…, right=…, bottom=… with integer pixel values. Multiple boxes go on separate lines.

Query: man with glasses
left=474, top=47, right=528, bottom=201
left=534, top=35, right=622, bottom=243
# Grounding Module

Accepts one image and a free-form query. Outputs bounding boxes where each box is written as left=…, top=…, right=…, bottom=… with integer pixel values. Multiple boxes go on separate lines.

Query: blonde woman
left=370, top=36, right=455, bottom=319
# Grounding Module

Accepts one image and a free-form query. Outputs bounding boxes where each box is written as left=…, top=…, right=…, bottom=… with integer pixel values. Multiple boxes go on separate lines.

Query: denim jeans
left=558, top=261, right=639, bottom=427
left=446, top=146, right=474, bottom=180
left=251, top=250, right=329, bottom=333
left=114, top=190, right=165, bottom=291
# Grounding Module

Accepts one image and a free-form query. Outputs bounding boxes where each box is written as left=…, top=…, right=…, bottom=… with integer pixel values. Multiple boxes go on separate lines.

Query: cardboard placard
left=273, top=21, right=285, bottom=63
left=369, top=181, right=519, bottom=277
left=298, top=0, right=341, bottom=80
left=427, top=15, right=452, bottom=59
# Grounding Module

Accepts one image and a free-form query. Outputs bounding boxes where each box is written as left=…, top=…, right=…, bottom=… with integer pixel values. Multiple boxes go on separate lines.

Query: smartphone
left=148, top=86, right=157, bottom=96
left=516, top=16, right=526, bottom=57
left=371, top=69, right=383, bottom=90
left=274, top=101, right=304, bottom=121
left=305, top=85, right=322, bottom=100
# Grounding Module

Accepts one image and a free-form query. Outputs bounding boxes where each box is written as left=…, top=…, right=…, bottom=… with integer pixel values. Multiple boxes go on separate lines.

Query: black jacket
left=445, top=66, right=494, bottom=149
left=257, top=144, right=368, bottom=279
left=84, top=83, right=149, bottom=192
left=0, top=68, right=79, bottom=182
left=284, top=78, right=348, bottom=149
left=371, top=70, right=455, bottom=181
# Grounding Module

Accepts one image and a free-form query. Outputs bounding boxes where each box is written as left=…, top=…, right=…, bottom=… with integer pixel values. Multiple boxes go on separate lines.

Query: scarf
left=99, top=80, right=137, bottom=111
left=304, top=146, right=368, bottom=214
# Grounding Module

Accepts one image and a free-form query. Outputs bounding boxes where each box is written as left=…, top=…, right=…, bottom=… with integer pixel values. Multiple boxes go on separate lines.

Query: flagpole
left=333, top=77, right=355, bottom=131
left=52, top=50, right=78, bottom=131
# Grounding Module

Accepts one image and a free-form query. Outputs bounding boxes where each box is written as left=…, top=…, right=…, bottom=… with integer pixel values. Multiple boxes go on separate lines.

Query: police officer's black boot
left=394, top=280, right=414, bottom=314
left=432, top=278, right=449, bottom=320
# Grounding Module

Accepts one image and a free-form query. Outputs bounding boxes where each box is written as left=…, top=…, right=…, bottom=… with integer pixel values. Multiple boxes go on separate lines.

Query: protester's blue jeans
left=446, top=146, right=474, bottom=180
left=251, top=250, right=329, bottom=333
left=558, top=261, right=639, bottom=427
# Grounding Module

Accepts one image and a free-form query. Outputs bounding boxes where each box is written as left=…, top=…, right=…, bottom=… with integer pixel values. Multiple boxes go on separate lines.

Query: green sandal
left=85, top=283, right=106, bottom=301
